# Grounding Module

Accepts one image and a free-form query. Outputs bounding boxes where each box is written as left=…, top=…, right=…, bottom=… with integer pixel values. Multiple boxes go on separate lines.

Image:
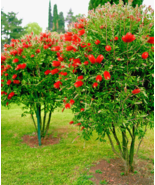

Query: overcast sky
left=1, top=0, right=154, bottom=32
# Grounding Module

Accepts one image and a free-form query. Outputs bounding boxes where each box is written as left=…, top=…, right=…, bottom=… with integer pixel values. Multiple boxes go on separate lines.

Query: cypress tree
left=48, top=0, right=53, bottom=31
left=53, top=4, right=58, bottom=31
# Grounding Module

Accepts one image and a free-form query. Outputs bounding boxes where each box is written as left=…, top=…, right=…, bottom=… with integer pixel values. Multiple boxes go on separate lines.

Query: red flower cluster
left=15, top=63, right=26, bottom=70
left=132, top=89, right=140, bottom=94
left=8, top=92, right=15, bottom=99
left=54, top=81, right=62, bottom=89
left=103, top=71, right=111, bottom=80
left=74, top=81, right=83, bottom=88
left=122, top=33, right=135, bottom=43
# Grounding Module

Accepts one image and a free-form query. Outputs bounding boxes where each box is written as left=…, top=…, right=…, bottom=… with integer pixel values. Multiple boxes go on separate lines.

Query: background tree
left=48, top=0, right=53, bottom=31
left=1, top=10, right=26, bottom=48
left=58, top=12, right=65, bottom=33
left=26, top=22, right=42, bottom=36
left=88, top=0, right=143, bottom=10
left=53, top=4, right=59, bottom=32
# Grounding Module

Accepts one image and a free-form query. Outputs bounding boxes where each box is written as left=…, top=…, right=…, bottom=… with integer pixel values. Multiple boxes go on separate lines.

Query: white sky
left=1, top=0, right=154, bottom=32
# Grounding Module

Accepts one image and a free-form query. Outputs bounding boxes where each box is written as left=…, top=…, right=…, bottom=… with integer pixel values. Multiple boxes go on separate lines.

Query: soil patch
left=22, top=134, right=60, bottom=147
left=89, top=158, right=154, bottom=185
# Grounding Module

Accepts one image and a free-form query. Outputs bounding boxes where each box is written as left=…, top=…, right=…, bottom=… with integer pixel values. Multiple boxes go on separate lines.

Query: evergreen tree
left=88, top=0, right=143, bottom=10
left=48, top=0, right=53, bottom=31
left=65, top=9, right=74, bottom=25
left=53, top=4, right=58, bottom=31
left=1, top=10, right=26, bottom=47
left=58, top=12, right=65, bottom=33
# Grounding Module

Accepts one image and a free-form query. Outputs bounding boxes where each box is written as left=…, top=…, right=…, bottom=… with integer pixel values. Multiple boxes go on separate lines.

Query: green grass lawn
left=1, top=104, right=154, bottom=185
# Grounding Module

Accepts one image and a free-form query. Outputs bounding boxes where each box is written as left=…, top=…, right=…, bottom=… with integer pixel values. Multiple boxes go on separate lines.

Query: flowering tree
left=1, top=32, right=63, bottom=145
left=59, top=0, right=154, bottom=174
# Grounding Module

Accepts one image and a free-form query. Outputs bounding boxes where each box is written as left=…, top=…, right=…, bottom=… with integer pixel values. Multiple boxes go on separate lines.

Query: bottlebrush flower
left=8, top=92, right=15, bottom=99
left=70, top=99, right=75, bottom=105
left=43, top=45, right=49, bottom=49
left=132, top=89, right=140, bottom=94
left=80, top=108, right=84, bottom=112
left=92, top=82, right=98, bottom=88
left=31, top=54, right=34, bottom=58
left=44, top=70, right=51, bottom=75
left=74, top=81, right=84, bottom=88
left=81, top=126, right=85, bottom=131
left=51, top=46, right=60, bottom=51
left=35, top=49, right=41, bottom=53
left=105, top=45, right=111, bottom=51
left=65, top=103, right=71, bottom=109
left=21, top=63, right=26, bottom=69
left=69, top=121, right=74, bottom=124
left=13, top=58, right=19, bottom=63
left=58, top=56, right=64, bottom=61
left=52, top=61, right=61, bottom=67
left=5, top=73, right=8, bottom=76
left=13, top=80, right=20, bottom=84
left=51, top=68, right=59, bottom=75
left=122, top=33, right=135, bottom=43
left=78, top=29, right=85, bottom=36
left=12, top=74, right=17, bottom=79
left=142, top=52, right=149, bottom=59
left=7, top=80, right=12, bottom=85
left=76, top=123, right=81, bottom=126
left=95, top=40, right=101, bottom=45
left=1, top=55, right=6, bottom=62
left=66, top=45, right=75, bottom=51
left=114, top=36, right=118, bottom=41
left=54, top=81, right=62, bottom=89
left=96, top=75, right=102, bottom=82
left=84, top=61, right=89, bottom=65
left=96, top=55, right=104, bottom=63
left=77, top=76, right=84, bottom=80
left=103, top=71, right=111, bottom=80
left=147, top=37, right=154, bottom=44
left=88, top=55, right=96, bottom=64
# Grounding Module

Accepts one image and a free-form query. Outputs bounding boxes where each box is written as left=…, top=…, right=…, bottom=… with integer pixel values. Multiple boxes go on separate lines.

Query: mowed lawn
left=1, top=104, right=154, bottom=185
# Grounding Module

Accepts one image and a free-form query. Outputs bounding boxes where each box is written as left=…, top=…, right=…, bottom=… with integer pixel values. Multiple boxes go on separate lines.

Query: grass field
left=1, top=104, right=154, bottom=185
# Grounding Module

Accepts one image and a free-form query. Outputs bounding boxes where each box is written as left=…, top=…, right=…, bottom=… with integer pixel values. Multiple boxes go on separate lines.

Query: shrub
left=60, top=1, right=154, bottom=174
left=1, top=32, right=63, bottom=145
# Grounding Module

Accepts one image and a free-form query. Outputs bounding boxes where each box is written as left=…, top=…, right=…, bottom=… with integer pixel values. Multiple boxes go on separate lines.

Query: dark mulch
left=22, top=133, right=60, bottom=147
left=89, top=158, right=154, bottom=185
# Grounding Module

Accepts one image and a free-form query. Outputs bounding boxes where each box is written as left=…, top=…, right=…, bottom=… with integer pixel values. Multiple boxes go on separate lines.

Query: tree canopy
left=26, top=22, right=42, bottom=36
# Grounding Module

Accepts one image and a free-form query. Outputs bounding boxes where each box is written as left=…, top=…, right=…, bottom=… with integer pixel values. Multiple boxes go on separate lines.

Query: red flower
left=105, top=45, right=111, bottom=52
left=52, top=61, right=61, bottom=67
left=96, top=75, right=102, bottom=82
left=70, top=99, right=75, bottom=105
left=92, top=82, right=98, bottom=88
left=69, top=121, right=74, bottom=124
left=78, top=29, right=85, bottom=36
left=80, top=108, right=84, bottom=112
left=84, top=61, right=89, bottom=65
left=31, top=54, right=34, bottom=58
left=95, top=40, right=100, bottom=45
left=35, top=49, right=41, bottom=53
left=51, top=68, right=59, bottom=75
left=147, top=37, right=154, bottom=44
left=54, top=81, right=62, bottom=89
left=44, top=70, right=51, bottom=75
left=21, top=63, right=26, bottom=69
left=88, top=55, right=96, bottom=64
left=12, top=74, right=17, bottom=79
left=65, top=103, right=71, bottom=109
left=81, top=126, right=85, bottom=131
left=1, top=55, right=6, bottom=62
left=5, top=73, right=8, bottom=76
left=77, top=75, right=84, bottom=80
left=51, top=46, right=60, bottom=51
left=43, top=45, right=49, bottom=49
left=103, top=71, right=111, bottom=80
left=76, top=123, right=81, bottom=126
left=7, top=80, right=12, bottom=85
left=96, top=55, right=104, bottom=63
left=114, top=36, right=118, bottom=41
left=13, top=58, right=19, bottom=63
left=122, top=33, right=135, bottom=43
left=66, top=46, right=75, bottom=51
left=132, top=89, right=140, bottom=94
left=13, top=80, right=20, bottom=84
left=74, top=81, right=84, bottom=88
left=58, top=56, right=64, bottom=61
left=142, top=52, right=149, bottom=59
left=8, top=92, right=15, bottom=99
